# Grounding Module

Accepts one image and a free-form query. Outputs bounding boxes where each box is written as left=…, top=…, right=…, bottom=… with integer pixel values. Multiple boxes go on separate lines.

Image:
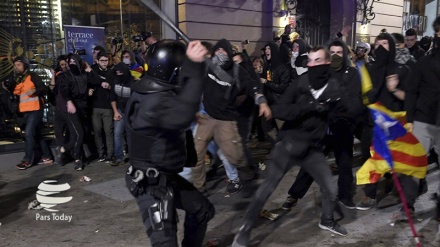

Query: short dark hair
left=433, top=16, right=440, bottom=33
left=309, top=45, right=331, bottom=62
left=391, top=33, right=404, bottom=44
left=405, top=28, right=417, bottom=36
left=93, top=45, right=105, bottom=52
left=97, top=51, right=108, bottom=60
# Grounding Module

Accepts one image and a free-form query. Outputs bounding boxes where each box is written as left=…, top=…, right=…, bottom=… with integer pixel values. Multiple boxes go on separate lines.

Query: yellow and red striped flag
left=356, top=103, right=428, bottom=185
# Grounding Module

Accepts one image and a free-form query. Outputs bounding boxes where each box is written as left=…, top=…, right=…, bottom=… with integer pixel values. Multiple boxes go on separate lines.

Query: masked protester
left=405, top=16, right=440, bottom=222
left=2, top=56, right=53, bottom=170
left=280, top=40, right=363, bottom=211
left=290, top=38, right=309, bottom=80
left=124, top=40, right=214, bottom=247
left=233, top=46, right=350, bottom=247
left=191, top=38, right=271, bottom=194
left=53, top=54, right=91, bottom=171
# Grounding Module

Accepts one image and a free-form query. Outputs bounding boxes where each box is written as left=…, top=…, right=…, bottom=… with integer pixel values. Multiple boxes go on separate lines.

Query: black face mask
left=69, top=64, right=81, bottom=75
left=330, top=54, right=344, bottom=71
left=308, top=64, right=330, bottom=90
left=374, top=45, right=389, bottom=65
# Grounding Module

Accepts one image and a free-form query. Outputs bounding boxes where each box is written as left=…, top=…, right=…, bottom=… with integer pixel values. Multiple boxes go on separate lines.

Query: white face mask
left=292, top=51, right=299, bottom=59
left=123, top=58, right=131, bottom=65
left=291, top=51, right=299, bottom=68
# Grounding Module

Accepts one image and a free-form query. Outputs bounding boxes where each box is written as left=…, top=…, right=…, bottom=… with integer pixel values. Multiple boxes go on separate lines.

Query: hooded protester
left=191, top=38, right=271, bottom=194
left=54, top=54, right=91, bottom=171
left=262, top=42, right=291, bottom=105
left=366, top=32, right=404, bottom=111
left=121, top=50, right=144, bottom=79
left=291, top=38, right=309, bottom=80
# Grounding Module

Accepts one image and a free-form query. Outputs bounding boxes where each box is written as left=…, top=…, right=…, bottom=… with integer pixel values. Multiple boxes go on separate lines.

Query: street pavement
left=0, top=140, right=439, bottom=247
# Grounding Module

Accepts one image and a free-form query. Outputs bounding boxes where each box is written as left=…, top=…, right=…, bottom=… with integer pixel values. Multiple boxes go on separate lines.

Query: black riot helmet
left=145, top=39, right=187, bottom=84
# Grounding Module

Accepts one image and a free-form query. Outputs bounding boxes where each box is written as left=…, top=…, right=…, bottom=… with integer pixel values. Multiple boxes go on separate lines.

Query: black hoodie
left=203, top=39, right=261, bottom=120
left=367, top=33, right=404, bottom=111
left=59, top=54, right=90, bottom=111
left=328, top=40, right=363, bottom=122
left=262, top=42, right=291, bottom=105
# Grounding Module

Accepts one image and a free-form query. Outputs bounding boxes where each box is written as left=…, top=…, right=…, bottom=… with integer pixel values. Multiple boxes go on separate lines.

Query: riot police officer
left=125, top=40, right=215, bottom=247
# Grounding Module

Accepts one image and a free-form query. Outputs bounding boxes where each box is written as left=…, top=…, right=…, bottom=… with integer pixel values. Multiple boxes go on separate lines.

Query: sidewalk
left=0, top=150, right=439, bottom=247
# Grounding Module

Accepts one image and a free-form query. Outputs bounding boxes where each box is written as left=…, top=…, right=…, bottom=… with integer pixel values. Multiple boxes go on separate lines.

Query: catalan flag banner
left=129, top=63, right=144, bottom=79
left=356, top=61, right=373, bottom=105
left=356, top=103, right=428, bottom=185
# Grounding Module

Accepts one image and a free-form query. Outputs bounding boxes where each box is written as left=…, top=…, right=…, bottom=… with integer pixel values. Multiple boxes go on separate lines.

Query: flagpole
left=391, top=169, right=422, bottom=247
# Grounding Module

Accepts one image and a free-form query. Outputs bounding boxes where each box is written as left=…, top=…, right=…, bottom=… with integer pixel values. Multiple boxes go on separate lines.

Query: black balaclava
left=374, top=32, right=396, bottom=67
left=212, top=39, right=234, bottom=70
left=68, top=54, right=82, bottom=76
left=308, top=64, right=331, bottom=90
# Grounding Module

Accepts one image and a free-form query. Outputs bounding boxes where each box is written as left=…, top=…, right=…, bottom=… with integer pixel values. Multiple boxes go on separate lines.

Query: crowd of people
left=1, top=16, right=440, bottom=247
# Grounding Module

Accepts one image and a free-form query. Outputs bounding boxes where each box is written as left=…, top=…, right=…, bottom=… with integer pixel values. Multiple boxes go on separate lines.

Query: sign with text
left=64, top=25, right=106, bottom=64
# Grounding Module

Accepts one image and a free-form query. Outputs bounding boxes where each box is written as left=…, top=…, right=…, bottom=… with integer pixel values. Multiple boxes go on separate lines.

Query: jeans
left=114, top=109, right=125, bottom=161
left=22, top=110, right=51, bottom=162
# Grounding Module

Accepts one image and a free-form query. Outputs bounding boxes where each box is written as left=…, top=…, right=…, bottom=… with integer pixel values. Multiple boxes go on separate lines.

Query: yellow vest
left=13, top=74, right=42, bottom=112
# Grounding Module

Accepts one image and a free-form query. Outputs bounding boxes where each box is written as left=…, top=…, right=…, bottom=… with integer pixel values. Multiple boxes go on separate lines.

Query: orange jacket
left=13, top=74, right=43, bottom=112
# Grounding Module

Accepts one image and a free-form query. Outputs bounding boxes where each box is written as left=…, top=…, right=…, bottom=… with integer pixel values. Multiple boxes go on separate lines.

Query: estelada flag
left=356, top=103, right=428, bottom=185
left=356, top=61, right=373, bottom=105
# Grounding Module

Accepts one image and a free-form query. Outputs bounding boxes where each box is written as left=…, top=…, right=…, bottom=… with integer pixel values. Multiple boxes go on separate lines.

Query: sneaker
left=74, top=160, right=84, bottom=171
left=98, top=156, right=106, bottom=162
left=111, top=159, right=124, bottom=166
left=282, top=196, right=298, bottom=210
left=16, top=161, right=32, bottom=170
left=227, top=180, right=242, bottom=194
left=356, top=197, right=376, bottom=210
left=339, top=198, right=356, bottom=210
left=37, top=157, right=53, bottom=165
left=318, top=222, right=348, bottom=236
left=104, top=157, right=114, bottom=165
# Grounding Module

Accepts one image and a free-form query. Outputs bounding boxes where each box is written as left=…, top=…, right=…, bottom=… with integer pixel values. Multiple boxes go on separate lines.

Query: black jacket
left=408, top=45, right=425, bottom=61
left=271, top=74, right=345, bottom=148
left=59, top=55, right=90, bottom=111
left=405, top=54, right=440, bottom=125
left=126, top=59, right=206, bottom=173
left=89, top=66, right=117, bottom=109
left=262, top=42, right=291, bottom=105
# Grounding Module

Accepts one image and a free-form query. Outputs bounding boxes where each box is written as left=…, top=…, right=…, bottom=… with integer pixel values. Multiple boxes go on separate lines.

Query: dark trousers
left=238, top=138, right=338, bottom=236
left=287, top=120, right=355, bottom=201
left=92, top=108, right=114, bottom=158
left=55, top=110, right=84, bottom=160
left=21, top=110, right=51, bottom=162
left=130, top=173, right=215, bottom=247
left=237, top=113, right=255, bottom=169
